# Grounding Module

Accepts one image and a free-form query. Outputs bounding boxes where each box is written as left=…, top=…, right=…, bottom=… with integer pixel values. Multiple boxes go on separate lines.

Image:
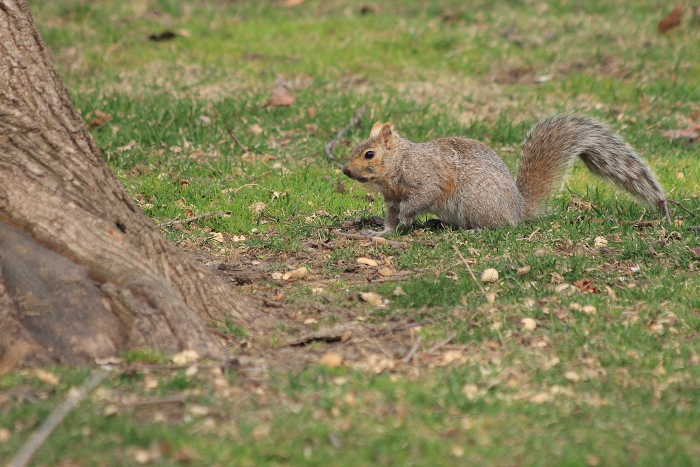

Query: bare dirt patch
left=177, top=223, right=435, bottom=375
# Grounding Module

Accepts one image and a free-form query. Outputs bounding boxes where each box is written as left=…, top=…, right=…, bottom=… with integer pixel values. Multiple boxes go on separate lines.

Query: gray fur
left=342, top=115, right=665, bottom=235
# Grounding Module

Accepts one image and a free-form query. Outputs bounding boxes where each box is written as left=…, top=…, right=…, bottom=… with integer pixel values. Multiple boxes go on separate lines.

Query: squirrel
left=342, top=114, right=668, bottom=236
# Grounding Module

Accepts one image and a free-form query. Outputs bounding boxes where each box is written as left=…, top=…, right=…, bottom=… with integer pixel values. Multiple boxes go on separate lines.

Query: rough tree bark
left=0, top=0, right=265, bottom=365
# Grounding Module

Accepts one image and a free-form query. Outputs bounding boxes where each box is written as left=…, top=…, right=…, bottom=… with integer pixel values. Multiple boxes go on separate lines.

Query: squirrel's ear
left=378, top=123, right=397, bottom=150
left=369, top=122, right=383, bottom=138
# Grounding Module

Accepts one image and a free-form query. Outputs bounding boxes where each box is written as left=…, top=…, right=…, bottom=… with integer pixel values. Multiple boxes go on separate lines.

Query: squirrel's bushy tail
left=516, top=114, right=665, bottom=219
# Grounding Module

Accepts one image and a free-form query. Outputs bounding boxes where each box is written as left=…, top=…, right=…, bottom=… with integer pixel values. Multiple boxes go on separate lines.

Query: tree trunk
left=0, top=0, right=264, bottom=365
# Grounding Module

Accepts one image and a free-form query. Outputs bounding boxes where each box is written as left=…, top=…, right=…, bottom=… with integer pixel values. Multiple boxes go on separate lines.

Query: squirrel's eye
left=364, top=151, right=375, bottom=160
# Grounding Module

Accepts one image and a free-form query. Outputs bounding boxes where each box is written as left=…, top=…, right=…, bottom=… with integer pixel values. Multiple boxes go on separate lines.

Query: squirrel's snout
left=342, top=163, right=369, bottom=183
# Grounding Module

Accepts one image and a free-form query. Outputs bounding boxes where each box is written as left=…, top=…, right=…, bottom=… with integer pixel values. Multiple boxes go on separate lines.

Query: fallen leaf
left=661, top=128, right=699, bottom=141
left=530, top=392, right=552, bottom=404
left=303, top=318, right=318, bottom=325
left=658, top=5, right=683, bottom=33
left=582, top=305, right=597, bottom=315
left=189, top=404, right=210, bottom=417
left=393, top=286, right=407, bottom=296
left=117, top=140, right=137, bottom=152
left=450, top=445, right=464, bottom=457
left=378, top=267, right=396, bottom=276
left=266, top=86, right=295, bottom=107
left=172, top=349, right=199, bottom=365
left=586, top=455, right=601, bottom=467
left=143, top=375, right=159, bottom=390
left=486, top=292, right=497, bottom=304
left=132, top=448, right=151, bottom=464
left=356, top=257, right=379, bottom=267
left=209, top=232, right=224, bottom=244
left=550, top=272, right=565, bottom=284
left=249, top=201, right=266, bottom=213
left=461, top=383, right=479, bottom=400
left=574, top=279, right=601, bottom=294
left=516, top=265, right=531, bottom=275
left=358, top=291, right=385, bottom=307
left=281, top=0, right=306, bottom=5
left=443, top=351, right=465, bottom=364
left=95, top=356, right=122, bottom=365
left=213, top=377, right=228, bottom=391
left=283, top=266, right=307, bottom=282
left=564, top=371, right=580, bottom=382
left=593, top=236, right=608, bottom=247
left=36, top=369, right=59, bottom=386
left=361, top=354, right=394, bottom=374
left=319, top=353, right=343, bottom=368
left=148, top=30, right=178, bottom=41
left=103, top=404, right=119, bottom=417
left=481, top=268, right=499, bottom=282
left=249, top=124, right=263, bottom=135
left=370, top=236, right=388, bottom=246
left=521, top=318, right=537, bottom=331
left=0, top=427, right=10, bottom=442
left=174, top=447, right=198, bottom=463
left=691, top=247, right=700, bottom=257
left=359, top=4, right=380, bottom=14
left=88, top=109, right=112, bottom=129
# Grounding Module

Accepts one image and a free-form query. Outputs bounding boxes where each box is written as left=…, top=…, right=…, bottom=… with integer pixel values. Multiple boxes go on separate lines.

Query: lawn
left=2, top=0, right=700, bottom=465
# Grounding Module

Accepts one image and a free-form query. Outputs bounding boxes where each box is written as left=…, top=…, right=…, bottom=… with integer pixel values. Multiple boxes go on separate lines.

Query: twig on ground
left=324, top=106, right=367, bottom=169
left=285, top=324, right=358, bottom=347
left=426, top=332, right=458, bottom=354
left=333, top=230, right=406, bottom=249
left=619, top=220, right=655, bottom=227
left=402, top=336, right=422, bottom=364
left=369, top=270, right=414, bottom=283
left=226, top=129, right=249, bottom=153
left=9, top=369, right=109, bottom=467
left=158, top=211, right=229, bottom=228
left=121, top=396, right=185, bottom=407
left=367, top=315, right=445, bottom=339
left=666, top=199, right=694, bottom=218
left=232, top=183, right=264, bottom=194
left=123, top=361, right=236, bottom=372
left=452, top=245, right=487, bottom=296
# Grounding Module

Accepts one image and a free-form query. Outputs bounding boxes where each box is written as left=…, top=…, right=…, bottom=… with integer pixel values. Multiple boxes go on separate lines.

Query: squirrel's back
left=404, top=137, right=525, bottom=228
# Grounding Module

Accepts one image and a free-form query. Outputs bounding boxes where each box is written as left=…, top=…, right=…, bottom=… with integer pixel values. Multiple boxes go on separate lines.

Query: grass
left=2, top=0, right=700, bottom=465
